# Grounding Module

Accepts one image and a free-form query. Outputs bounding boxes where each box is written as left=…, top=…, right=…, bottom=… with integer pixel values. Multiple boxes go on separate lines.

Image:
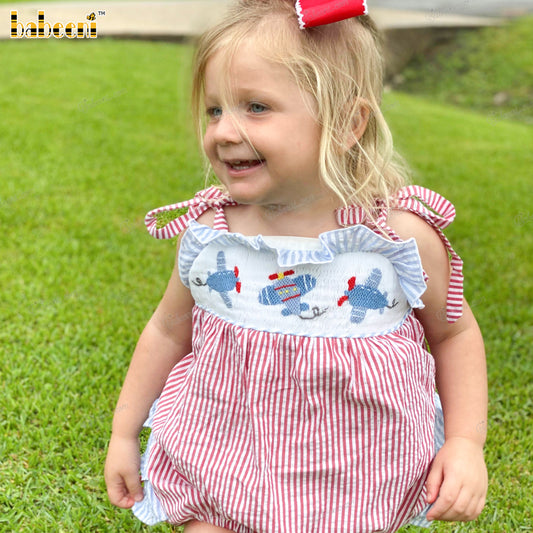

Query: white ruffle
left=132, top=401, right=168, bottom=526
left=409, top=394, right=445, bottom=527
left=180, top=220, right=427, bottom=310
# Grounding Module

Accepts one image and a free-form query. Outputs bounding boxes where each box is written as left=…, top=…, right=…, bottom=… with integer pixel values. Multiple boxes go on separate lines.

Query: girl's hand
left=104, top=434, right=144, bottom=509
left=425, top=437, right=488, bottom=522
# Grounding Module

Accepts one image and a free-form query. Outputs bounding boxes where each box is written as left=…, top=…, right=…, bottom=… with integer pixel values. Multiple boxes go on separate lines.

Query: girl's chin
left=220, top=182, right=268, bottom=205
left=225, top=191, right=264, bottom=206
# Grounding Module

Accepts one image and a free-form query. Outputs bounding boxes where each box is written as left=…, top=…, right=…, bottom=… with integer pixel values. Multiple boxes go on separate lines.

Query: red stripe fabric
left=148, top=308, right=435, bottom=531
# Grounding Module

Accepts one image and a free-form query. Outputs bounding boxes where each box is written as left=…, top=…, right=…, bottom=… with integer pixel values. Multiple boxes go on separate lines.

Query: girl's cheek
left=203, top=131, right=213, bottom=156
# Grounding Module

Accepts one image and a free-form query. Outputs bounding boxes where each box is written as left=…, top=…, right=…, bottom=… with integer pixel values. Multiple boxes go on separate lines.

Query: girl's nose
left=212, top=113, right=243, bottom=145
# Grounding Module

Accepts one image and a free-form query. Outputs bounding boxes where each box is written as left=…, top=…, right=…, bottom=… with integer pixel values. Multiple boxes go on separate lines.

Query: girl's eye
left=207, top=106, right=222, bottom=119
left=249, top=102, right=268, bottom=114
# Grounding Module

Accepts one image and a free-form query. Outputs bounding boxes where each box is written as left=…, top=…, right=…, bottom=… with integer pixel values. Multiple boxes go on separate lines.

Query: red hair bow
left=296, top=0, right=368, bottom=29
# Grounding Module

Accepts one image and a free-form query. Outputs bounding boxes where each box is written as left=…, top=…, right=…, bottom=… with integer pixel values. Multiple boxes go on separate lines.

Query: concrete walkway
left=2, top=1, right=501, bottom=40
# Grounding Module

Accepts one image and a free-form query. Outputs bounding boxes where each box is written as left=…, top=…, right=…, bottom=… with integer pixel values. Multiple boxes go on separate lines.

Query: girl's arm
left=104, top=234, right=195, bottom=509
left=388, top=210, right=488, bottom=522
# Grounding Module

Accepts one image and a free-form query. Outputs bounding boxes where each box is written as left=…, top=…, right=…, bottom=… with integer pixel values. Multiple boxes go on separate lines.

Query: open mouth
left=225, top=159, right=265, bottom=171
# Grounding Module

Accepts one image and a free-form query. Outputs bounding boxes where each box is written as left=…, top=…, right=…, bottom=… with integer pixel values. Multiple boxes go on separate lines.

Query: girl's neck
left=225, top=194, right=343, bottom=238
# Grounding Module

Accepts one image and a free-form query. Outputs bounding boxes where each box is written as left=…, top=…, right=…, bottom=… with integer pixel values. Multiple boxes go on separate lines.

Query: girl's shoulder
left=386, top=210, right=451, bottom=290
left=386, top=209, right=441, bottom=250
left=380, top=184, right=459, bottom=258
left=383, top=184, right=458, bottom=275
left=195, top=209, right=216, bottom=228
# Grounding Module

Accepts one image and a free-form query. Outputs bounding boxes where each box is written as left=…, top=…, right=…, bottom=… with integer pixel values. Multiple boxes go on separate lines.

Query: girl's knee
left=183, top=520, right=235, bottom=533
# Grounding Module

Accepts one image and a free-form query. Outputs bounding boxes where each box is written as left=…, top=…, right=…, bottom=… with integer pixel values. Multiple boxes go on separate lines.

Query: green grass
left=1, top=38, right=532, bottom=532
left=400, top=16, right=533, bottom=125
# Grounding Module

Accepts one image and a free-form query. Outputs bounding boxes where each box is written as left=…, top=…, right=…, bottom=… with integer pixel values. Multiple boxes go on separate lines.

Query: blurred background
left=374, top=0, right=533, bottom=16
left=1, top=1, right=532, bottom=532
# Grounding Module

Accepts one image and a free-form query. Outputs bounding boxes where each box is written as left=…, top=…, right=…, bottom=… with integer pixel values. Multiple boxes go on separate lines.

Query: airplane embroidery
left=258, top=269, right=318, bottom=317
left=192, top=250, right=241, bottom=308
left=337, top=268, right=398, bottom=323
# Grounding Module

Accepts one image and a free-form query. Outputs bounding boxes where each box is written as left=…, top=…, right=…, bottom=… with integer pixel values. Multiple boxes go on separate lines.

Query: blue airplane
left=192, top=250, right=241, bottom=308
left=337, top=268, right=398, bottom=323
left=259, top=269, right=316, bottom=317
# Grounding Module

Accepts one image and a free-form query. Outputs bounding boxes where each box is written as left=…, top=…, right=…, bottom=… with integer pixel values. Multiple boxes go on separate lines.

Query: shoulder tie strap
left=379, top=186, right=464, bottom=323
left=145, top=186, right=238, bottom=239
left=335, top=204, right=366, bottom=227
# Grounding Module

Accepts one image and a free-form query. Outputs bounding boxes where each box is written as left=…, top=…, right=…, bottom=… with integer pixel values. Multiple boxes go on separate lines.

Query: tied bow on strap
left=145, top=186, right=237, bottom=239
left=296, top=0, right=368, bottom=29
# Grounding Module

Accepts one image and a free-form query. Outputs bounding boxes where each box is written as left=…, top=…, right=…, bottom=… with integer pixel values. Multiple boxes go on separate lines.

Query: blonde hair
left=191, top=0, right=410, bottom=216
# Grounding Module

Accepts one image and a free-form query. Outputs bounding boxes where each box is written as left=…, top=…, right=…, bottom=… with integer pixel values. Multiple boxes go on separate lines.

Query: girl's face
left=203, top=41, right=329, bottom=213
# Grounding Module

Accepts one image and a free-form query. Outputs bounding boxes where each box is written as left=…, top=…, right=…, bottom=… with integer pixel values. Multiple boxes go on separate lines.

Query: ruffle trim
left=132, top=401, right=168, bottom=525
left=181, top=220, right=427, bottom=311
left=376, top=186, right=464, bottom=323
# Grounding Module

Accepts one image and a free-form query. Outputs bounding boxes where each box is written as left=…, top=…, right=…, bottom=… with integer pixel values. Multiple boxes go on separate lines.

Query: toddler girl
left=104, top=1, right=488, bottom=531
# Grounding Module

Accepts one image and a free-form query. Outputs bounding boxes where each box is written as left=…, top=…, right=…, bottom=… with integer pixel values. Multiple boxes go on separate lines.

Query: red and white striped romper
left=137, top=186, right=463, bottom=532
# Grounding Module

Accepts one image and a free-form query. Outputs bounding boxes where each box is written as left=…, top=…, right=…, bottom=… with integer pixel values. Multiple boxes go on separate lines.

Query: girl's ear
left=345, top=99, right=370, bottom=150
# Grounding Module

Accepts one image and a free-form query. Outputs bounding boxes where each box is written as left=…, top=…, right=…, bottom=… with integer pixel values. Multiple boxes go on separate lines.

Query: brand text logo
left=11, top=10, right=97, bottom=39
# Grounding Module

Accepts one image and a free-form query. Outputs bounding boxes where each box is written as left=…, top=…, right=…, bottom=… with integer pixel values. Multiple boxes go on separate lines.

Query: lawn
left=399, top=16, right=533, bottom=125
left=0, top=37, right=531, bottom=532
